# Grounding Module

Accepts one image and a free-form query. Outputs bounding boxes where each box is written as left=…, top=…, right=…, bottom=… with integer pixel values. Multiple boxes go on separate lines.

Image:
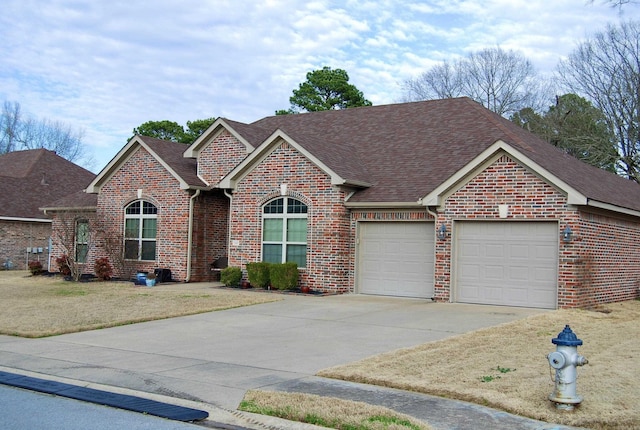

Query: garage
left=357, top=221, right=434, bottom=298
left=455, top=221, right=558, bottom=309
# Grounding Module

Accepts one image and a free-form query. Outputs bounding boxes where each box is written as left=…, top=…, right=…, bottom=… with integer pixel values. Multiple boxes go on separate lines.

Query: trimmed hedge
left=246, top=262, right=271, bottom=288
left=270, top=262, right=299, bottom=290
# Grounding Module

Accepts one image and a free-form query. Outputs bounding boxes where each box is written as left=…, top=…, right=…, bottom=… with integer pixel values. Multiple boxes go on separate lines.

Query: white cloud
left=0, top=0, right=637, bottom=171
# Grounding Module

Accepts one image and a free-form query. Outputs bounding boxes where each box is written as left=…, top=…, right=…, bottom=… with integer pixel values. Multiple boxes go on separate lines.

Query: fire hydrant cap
left=552, top=325, right=583, bottom=346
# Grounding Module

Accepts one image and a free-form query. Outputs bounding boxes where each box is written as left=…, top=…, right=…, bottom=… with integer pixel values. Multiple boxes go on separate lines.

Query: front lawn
left=0, top=271, right=280, bottom=337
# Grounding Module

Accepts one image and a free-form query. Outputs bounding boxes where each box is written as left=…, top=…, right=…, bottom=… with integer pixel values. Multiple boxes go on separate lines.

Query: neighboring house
left=47, top=98, right=640, bottom=308
left=0, top=149, right=96, bottom=270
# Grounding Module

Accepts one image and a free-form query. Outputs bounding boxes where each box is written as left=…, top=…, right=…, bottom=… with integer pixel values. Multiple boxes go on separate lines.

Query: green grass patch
left=53, top=287, right=87, bottom=296
left=240, top=390, right=431, bottom=430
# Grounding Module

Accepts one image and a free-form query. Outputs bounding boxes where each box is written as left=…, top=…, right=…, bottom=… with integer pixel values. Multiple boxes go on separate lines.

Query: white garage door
left=455, top=221, right=558, bottom=309
left=358, top=222, right=434, bottom=298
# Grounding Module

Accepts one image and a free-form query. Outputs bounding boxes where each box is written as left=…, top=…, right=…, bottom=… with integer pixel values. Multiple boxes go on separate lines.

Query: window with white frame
left=75, top=219, right=89, bottom=263
left=262, top=197, right=307, bottom=267
left=124, top=200, right=157, bottom=261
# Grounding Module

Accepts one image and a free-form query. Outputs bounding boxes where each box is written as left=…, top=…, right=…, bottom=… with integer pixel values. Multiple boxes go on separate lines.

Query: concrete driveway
left=0, top=292, right=544, bottom=412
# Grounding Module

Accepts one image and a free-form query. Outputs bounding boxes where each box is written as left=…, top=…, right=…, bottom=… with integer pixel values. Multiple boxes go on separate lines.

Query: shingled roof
left=0, top=149, right=96, bottom=220
left=224, top=97, right=640, bottom=212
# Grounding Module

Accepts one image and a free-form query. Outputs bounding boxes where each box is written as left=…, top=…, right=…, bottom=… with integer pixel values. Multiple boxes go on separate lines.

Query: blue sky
left=0, top=0, right=637, bottom=172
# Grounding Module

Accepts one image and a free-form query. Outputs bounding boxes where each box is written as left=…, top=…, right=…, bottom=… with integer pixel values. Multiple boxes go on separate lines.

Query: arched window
left=124, top=200, right=157, bottom=261
left=262, top=197, right=307, bottom=267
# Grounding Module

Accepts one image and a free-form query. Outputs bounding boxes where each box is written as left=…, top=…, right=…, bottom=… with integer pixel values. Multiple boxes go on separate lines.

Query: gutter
left=185, top=189, right=201, bottom=282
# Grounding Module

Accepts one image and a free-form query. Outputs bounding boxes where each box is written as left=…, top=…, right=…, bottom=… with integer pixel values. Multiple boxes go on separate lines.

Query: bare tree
left=0, top=101, right=21, bottom=154
left=588, top=0, right=639, bottom=10
left=402, top=61, right=462, bottom=102
left=50, top=211, right=95, bottom=281
left=557, top=21, right=640, bottom=181
left=0, top=100, right=92, bottom=166
left=403, top=47, right=544, bottom=117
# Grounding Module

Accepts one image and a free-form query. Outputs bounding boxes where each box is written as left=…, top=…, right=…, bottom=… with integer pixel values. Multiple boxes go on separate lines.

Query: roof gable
left=183, top=118, right=256, bottom=159
left=87, top=136, right=207, bottom=193
left=219, top=98, right=640, bottom=215
left=218, top=129, right=372, bottom=190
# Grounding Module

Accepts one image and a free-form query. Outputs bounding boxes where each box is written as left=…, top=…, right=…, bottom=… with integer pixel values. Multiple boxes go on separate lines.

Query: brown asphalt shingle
left=245, top=98, right=640, bottom=210
left=0, top=149, right=96, bottom=219
left=137, top=136, right=207, bottom=188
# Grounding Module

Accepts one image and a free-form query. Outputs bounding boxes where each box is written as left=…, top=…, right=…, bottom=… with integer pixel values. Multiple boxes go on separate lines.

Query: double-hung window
left=75, top=219, right=89, bottom=263
left=262, top=197, right=307, bottom=267
left=124, top=200, right=157, bottom=261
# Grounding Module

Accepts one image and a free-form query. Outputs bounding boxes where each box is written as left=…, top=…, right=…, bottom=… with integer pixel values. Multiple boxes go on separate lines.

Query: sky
left=1, top=0, right=638, bottom=172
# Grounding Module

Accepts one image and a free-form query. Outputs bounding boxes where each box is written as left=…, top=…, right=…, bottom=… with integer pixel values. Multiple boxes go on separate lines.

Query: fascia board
left=344, top=201, right=425, bottom=209
left=586, top=199, right=640, bottom=218
left=0, top=216, right=52, bottom=223
left=40, top=206, right=96, bottom=212
left=219, top=130, right=348, bottom=190
left=86, top=136, right=201, bottom=193
left=420, top=140, right=588, bottom=207
left=183, top=118, right=254, bottom=158
left=85, top=136, right=142, bottom=193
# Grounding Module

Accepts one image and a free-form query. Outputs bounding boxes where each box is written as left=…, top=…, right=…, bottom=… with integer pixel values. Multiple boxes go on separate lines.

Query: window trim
left=124, top=200, right=158, bottom=261
left=75, top=219, right=89, bottom=264
left=262, top=197, right=308, bottom=267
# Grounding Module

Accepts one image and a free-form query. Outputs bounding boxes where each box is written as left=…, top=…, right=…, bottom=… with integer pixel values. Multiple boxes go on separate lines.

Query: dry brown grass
left=0, top=271, right=280, bottom=337
left=318, top=300, right=640, bottom=430
left=240, top=390, right=432, bottom=430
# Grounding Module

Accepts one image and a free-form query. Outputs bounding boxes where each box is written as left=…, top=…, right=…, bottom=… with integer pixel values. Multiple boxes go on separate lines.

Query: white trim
left=586, top=199, right=640, bottom=218
left=219, top=131, right=368, bottom=190
left=86, top=136, right=211, bottom=193
left=183, top=118, right=255, bottom=158
left=0, top=216, right=52, bottom=223
left=345, top=201, right=425, bottom=209
left=420, top=140, right=588, bottom=207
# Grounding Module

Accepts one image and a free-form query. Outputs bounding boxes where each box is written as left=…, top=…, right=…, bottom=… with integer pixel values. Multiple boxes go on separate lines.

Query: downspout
left=185, top=189, right=201, bottom=282
left=223, top=190, right=233, bottom=265
left=425, top=205, right=439, bottom=302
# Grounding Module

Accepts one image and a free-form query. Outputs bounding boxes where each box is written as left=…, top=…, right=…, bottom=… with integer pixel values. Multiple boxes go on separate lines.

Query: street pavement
left=0, top=384, right=204, bottom=430
left=0, top=289, right=581, bottom=429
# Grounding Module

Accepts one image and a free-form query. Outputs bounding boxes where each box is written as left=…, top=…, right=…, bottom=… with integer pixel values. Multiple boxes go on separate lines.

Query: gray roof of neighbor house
left=0, top=149, right=96, bottom=220
left=228, top=97, right=640, bottom=212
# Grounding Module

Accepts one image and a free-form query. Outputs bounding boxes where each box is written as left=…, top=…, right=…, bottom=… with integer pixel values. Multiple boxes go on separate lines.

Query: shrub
left=270, top=262, right=299, bottom=290
left=246, top=262, right=271, bottom=288
left=55, top=255, right=71, bottom=276
left=220, top=266, right=242, bottom=287
left=94, top=257, right=113, bottom=281
left=28, top=260, right=43, bottom=276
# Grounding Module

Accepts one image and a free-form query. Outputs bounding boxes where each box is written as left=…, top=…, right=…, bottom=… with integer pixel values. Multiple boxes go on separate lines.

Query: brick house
left=49, top=98, right=640, bottom=308
left=0, top=149, right=96, bottom=271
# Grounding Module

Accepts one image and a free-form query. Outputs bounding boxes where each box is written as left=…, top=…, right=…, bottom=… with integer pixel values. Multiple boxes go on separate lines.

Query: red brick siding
left=436, top=155, right=571, bottom=305
left=191, top=190, right=229, bottom=282
left=0, top=220, right=51, bottom=271
left=228, top=140, right=351, bottom=293
left=434, top=154, right=640, bottom=308
left=574, top=210, right=640, bottom=307
left=92, top=148, right=194, bottom=281
left=49, top=210, right=97, bottom=275
left=198, top=129, right=249, bottom=186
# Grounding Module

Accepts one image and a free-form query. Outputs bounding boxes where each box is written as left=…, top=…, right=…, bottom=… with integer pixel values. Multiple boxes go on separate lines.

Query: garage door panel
left=359, top=222, right=434, bottom=298
left=456, top=222, right=558, bottom=309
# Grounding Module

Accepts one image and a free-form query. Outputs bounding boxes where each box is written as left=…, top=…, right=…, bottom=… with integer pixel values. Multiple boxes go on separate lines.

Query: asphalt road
left=0, top=385, right=204, bottom=430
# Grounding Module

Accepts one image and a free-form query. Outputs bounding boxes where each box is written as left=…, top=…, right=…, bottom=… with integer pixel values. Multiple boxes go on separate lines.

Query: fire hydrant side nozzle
left=547, top=325, right=588, bottom=411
